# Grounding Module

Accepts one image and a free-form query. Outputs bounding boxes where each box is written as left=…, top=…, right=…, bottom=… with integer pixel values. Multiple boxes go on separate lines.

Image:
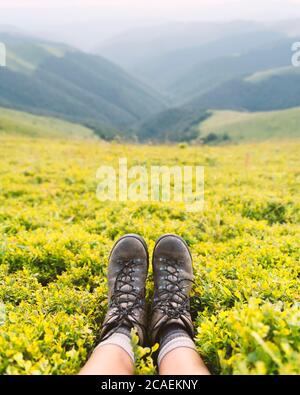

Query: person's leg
left=79, top=345, right=133, bottom=375
left=159, top=348, right=210, bottom=375
left=149, top=234, right=210, bottom=376
left=79, top=234, right=149, bottom=375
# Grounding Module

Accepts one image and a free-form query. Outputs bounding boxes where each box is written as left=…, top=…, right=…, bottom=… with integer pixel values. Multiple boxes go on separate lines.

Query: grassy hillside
left=0, top=107, right=95, bottom=139
left=245, top=65, right=300, bottom=83
left=0, top=136, right=299, bottom=374
left=1, top=31, right=299, bottom=143
left=187, top=72, right=300, bottom=113
left=199, top=107, right=300, bottom=142
left=0, top=33, right=167, bottom=138
left=4, top=34, right=70, bottom=73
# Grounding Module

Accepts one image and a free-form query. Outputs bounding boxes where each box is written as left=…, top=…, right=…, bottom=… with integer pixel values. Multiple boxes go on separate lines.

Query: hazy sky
left=1, top=0, right=300, bottom=48
left=1, top=0, right=300, bottom=27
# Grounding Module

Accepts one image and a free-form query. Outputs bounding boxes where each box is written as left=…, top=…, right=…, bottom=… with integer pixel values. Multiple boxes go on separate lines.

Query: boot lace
left=153, top=257, right=193, bottom=320
left=101, top=258, right=146, bottom=340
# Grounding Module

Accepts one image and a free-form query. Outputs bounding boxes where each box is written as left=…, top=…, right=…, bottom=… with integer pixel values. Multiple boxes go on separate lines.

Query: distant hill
left=245, top=65, right=300, bottom=83
left=171, top=38, right=293, bottom=102
left=1, top=21, right=300, bottom=143
left=199, top=107, right=300, bottom=142
left=269, top=19, right=300, bottom=37
left=96, top=20, right=262, bottom=71
left=135, top=62, right=300, bottom=143
left=133, top=108, right=209, bottom=142
left=186, top=71, right=300, bottom=112
left=0, top=107, right=95, bottom=139
left=129, top=30, right=285, bottom=95
left=0, top=33, right=167, bottom=139
left=96, top=21, right=298, bottom=97
left=96, top=22, right=300, bottom=129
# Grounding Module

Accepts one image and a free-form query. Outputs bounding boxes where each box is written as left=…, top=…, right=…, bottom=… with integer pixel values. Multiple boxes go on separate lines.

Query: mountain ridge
left=0, top=32, right=167, bottom=139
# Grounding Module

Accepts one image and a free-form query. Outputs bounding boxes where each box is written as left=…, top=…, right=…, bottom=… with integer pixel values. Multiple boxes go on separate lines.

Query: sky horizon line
left=1, top=0, right=300, bottom=51
left=1, top=0, right=300, bottom=26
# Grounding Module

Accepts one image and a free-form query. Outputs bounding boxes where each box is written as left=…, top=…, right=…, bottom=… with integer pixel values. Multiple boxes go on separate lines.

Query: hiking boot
left=150, top=234, right=194, bottom=344
left=100, top=234, right=149, bottom=345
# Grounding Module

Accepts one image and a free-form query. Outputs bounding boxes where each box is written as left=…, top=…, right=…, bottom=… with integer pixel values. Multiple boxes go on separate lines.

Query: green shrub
left=0, top=136, right=299, bottom=374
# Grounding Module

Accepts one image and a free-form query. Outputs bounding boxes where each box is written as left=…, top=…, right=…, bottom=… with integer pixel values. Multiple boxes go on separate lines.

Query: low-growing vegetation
left=0, top=136, right=299, bottom=374
left=199, top=107, right=300, bottom=142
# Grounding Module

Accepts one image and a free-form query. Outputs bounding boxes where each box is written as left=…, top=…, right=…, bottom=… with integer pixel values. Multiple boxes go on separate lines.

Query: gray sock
left=158, top=324, right=196, bottom=366
left=94, top=326, right=134, bottom=363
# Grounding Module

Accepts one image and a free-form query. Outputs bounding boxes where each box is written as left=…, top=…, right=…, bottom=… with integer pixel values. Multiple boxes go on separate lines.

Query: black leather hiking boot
left=150, top=234, right=194, bottom=344
left=100, top=234, right=149, bottom=345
